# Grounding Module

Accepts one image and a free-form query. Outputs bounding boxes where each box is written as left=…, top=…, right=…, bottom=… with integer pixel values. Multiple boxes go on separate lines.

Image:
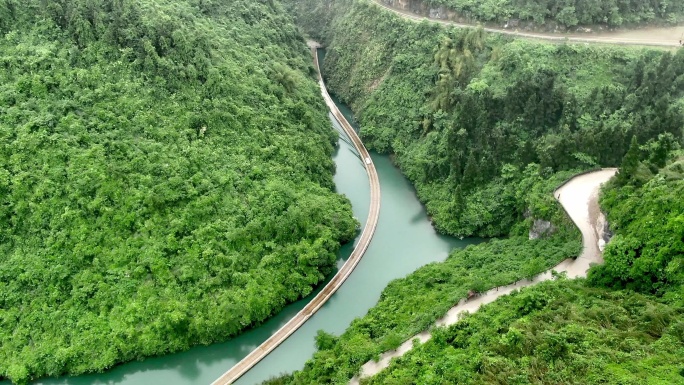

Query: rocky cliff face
left=596, top=212, right=613, bottom=252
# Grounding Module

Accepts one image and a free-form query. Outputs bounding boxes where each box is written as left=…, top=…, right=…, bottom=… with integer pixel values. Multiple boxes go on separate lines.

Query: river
left=22, top=57, right=477, bottom=385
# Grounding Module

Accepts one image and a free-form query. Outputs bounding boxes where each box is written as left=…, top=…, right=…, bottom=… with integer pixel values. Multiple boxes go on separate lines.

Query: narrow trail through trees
left=350, top=168, right=617, bottom=384
left=210, top=45, right=382, bottom=385
left=373, top=0, right=683, bottom=48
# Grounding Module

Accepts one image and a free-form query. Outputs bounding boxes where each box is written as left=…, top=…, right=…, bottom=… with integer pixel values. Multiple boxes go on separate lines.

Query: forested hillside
left=395, top=0, right=684, bottom=28
left=590, top=151, right=684, bottom=296
left=348, top=154, right=684, bottom=385
left=0, top=0, right=357, bottom=383
left=261, top=1, right=684, bottom=384
left=290, top=0, right=684, bottom=238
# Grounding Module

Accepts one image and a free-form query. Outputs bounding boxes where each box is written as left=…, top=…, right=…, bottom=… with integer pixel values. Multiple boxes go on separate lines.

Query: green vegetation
left=422, top=0, right=684, bottom=27
left=365, top=279, right=684, bottom=385
left=260, top=164, right=583, bottom=384
left=0, top=0, right=357, bottom=383
left=258, top=1, right=684, bottom=384
left=589, top=150, right=684, bottom=295
left=291, top=0, right=684, bottom=238
left=357, top=154, right=684, bottom=385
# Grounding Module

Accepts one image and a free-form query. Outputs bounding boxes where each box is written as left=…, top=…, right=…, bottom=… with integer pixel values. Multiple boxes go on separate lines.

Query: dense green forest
left=589, top=151, right=684, bottom=296
left=289, top=0, right=684, bottom=238
left=417, top=0, right=684, bottom=28
left=259, top=0, right=684, bottom=384
left=351, top=154, right=684, bottom=385
left=363, top=279, right=684, bottom=384
left=0, top=0, right=358, bottom=383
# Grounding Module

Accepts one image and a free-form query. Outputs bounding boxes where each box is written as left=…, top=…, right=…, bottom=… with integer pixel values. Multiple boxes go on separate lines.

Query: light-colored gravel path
left=351, top=168, right=617, bottom=384
left=211, top=45, right=382, bottom=385
left=373, top=0, right=683, bottom=48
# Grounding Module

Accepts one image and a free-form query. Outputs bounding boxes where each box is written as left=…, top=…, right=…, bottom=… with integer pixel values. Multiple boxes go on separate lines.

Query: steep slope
left=258, top=1, right=684, bottom=384
left=289, top=0, right=684, bottom=238
left=364, top=279, right=684, bottom=385
left=380, top=0, right=684, bottom=30
left=363, top=156, right=684, bottom=384
left=0, top=0, right=357, bottom=383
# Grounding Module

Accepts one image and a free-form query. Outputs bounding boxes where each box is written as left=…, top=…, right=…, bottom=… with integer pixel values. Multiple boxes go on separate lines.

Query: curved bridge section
left=211, top=47, right=382, bottom=385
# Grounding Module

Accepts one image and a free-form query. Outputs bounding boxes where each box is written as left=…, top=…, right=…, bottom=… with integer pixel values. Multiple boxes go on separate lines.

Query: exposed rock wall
left=596, top=212, right=613, bottom=252
left=529, top=219, right=556, bottom=240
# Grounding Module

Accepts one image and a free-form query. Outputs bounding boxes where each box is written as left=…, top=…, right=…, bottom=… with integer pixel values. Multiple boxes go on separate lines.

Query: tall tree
left=618, top=135, right=640, bottom=185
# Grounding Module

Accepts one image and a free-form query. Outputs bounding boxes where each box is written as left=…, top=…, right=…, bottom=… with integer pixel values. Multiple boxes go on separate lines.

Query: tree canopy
left=590, top=152, right=684, bottom=295
left=0, top=0, right=357, bottom=383
left=263, top=1, right=684, bottom=384
left=364, top=279, right=684, bottom=385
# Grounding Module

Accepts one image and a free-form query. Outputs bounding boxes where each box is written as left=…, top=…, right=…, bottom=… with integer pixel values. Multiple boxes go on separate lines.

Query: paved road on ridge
left=374, top=0, right=683, bottom=48
left=210, top=46, right=382, bottom=385
left=351, top=169, right=618, bottom=384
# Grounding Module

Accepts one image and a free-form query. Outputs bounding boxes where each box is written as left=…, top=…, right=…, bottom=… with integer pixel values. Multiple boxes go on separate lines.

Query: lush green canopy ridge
left=291, top=0, right=684, bottom=238
left=0, top=0, right=357, bottom=382
left=590, top=151, right=684, bottom=295
left=397, top=0, right=684, bottom=28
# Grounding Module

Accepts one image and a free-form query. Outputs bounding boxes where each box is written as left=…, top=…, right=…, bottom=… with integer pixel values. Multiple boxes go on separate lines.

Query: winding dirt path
left=351, top=168, right=617, bottom=384
left=211, top=45, right=382, bottom=385
left=374, top=0, right=683, bottom=48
